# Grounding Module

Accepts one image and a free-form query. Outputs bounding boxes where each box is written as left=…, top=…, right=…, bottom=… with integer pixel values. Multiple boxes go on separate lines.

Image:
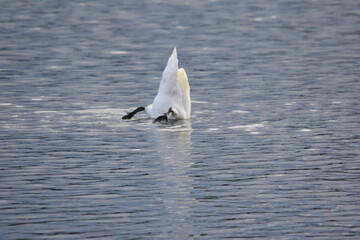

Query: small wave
left=229, top=123, right=265, bottom=129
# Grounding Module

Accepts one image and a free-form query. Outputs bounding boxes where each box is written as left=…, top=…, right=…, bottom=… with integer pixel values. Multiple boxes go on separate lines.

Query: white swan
left=123, top=48, right=191, bottom=122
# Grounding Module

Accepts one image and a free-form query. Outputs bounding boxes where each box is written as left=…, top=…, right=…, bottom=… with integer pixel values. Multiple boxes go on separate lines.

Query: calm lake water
left=1, top=0, right=359, bottom=239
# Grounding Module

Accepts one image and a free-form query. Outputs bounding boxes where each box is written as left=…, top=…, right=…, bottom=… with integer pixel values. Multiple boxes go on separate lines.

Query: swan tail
left=161, top=48, right=178, bottom=85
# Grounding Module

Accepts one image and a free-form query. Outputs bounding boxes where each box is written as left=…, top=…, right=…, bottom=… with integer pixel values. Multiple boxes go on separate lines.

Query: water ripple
left=1, top=0, right=360, bottom=239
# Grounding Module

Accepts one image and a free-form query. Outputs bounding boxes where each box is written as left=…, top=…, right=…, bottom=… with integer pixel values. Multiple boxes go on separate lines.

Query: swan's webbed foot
left=122, top=107, right=145, bottom=120
left=153, top=114, right=168, bottom=123
left=153, top=107, right=174, bottom=123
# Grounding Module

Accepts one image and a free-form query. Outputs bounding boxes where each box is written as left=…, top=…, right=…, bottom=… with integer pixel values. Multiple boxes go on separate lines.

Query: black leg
left=167, top=107, right=174, bottom=115
left=122, top=107, right=145, bottom=120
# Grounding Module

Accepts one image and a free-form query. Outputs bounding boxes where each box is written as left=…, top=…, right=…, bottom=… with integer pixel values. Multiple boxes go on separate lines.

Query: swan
left=122, top=48, right=191, bottom=122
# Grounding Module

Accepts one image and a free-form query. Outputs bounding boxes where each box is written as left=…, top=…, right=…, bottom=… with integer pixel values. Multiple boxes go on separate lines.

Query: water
left=1, top=0, right=359, bottom=239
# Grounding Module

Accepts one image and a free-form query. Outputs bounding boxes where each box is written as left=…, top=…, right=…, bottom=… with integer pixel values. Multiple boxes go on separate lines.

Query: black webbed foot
left=122, top=107, right=145, bottom=120
left=122, top=114, right=133, bottom=120
left=153, top=114, right=168, bottom=123
left=153, top=107, right=175, bottom=123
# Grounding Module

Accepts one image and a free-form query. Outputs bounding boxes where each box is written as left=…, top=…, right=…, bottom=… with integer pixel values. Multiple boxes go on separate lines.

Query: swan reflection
left=151, top=121, right=197, bottom=234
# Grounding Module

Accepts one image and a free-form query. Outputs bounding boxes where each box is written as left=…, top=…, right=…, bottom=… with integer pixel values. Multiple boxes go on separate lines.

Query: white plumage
left=123, top=48, right=191, bottom=122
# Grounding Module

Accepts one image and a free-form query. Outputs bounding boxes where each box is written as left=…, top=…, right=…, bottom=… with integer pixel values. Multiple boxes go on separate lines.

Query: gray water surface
left=1, top=0, right=360, bottom=239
